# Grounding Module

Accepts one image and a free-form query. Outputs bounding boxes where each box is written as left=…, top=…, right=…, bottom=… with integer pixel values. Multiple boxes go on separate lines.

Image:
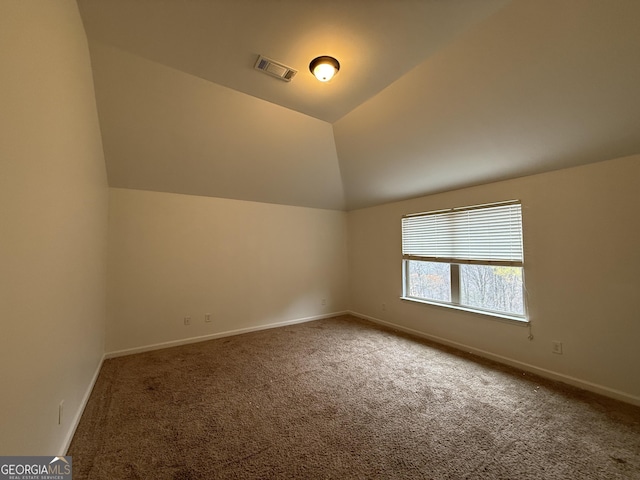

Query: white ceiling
left=77, top=0, right=510, bottom=123
left=78, top=0, right=640, bottom=211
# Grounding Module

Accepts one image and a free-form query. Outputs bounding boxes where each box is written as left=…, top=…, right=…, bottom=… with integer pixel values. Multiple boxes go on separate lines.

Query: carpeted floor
left=68, top=315, right=640, bottom=479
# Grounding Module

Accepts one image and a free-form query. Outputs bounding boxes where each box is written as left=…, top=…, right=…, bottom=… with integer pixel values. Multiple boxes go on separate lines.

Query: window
left=401, top=200, right=526, bottom=320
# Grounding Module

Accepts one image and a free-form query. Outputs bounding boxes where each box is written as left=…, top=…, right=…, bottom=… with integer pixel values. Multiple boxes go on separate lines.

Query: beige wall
left=348, top=155, right=640, bottom=404
left=107, top=188, right=348, bottom=353
left=0, top=0, right=108, bottom=455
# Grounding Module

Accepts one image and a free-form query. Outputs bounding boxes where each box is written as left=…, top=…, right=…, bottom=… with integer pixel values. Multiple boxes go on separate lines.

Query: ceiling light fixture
left=309, top=56, right=340, bottom=82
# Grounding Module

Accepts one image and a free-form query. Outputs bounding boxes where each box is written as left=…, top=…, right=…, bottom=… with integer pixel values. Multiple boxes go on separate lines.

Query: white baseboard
left=350, top=310, right=640, bottom=407
left=105, top=311, right=348, bottom=359
left=61, top=354, right=105, bottom=455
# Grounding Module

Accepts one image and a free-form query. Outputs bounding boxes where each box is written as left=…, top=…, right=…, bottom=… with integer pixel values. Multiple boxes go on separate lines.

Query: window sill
left=400, top=296, right=529, bottom=325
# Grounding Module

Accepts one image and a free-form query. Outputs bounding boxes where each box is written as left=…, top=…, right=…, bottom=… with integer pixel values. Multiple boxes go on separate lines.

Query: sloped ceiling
left=88, top=43, right=346, bottom=210
left=335, top=0, right=640, bottom=209
left=78, top=0, right=640, bottom=211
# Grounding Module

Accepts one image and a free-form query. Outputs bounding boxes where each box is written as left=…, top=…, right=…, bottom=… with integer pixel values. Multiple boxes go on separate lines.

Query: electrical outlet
left=321, top=299, right=327, bottom=306
left=184, top=316, right=191, bottom=326
left=58, top=400, right=64, bottom=425
left=552, top=341, right=563, bottom=354
left=205, top=313, right=211, bottom=323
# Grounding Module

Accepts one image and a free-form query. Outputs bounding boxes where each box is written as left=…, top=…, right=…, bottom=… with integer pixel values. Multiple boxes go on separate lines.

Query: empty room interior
left=2, top=0, right=640, bottom=478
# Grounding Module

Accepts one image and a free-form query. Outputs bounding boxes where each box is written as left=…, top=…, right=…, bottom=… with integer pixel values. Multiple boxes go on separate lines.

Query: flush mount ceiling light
left=309, top=56, right=340, bottom=82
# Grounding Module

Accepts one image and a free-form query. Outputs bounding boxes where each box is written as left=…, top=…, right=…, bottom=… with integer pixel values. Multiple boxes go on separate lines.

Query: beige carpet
left=68, top=315, right=640, bottom=479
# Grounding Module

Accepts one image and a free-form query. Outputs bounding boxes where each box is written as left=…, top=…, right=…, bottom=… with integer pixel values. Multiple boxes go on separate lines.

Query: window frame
left=401, top=201, right=528, bottom=322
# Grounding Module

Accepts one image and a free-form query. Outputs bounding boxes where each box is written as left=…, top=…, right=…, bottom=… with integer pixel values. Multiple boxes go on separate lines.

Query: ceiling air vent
left=254, top=55, right=297, bottom=82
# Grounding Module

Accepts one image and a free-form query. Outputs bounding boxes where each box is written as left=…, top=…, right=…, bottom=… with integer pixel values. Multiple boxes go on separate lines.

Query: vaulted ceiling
left=78, top=0, right=640, bottom=211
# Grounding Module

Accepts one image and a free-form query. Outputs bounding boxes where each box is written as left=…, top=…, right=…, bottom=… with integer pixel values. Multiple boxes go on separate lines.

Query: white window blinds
left=401, top=201, right=523, bottom=266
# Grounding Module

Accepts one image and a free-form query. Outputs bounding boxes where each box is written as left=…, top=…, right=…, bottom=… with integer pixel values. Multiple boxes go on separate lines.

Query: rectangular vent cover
left=254, top=55, right=297, bottom=82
